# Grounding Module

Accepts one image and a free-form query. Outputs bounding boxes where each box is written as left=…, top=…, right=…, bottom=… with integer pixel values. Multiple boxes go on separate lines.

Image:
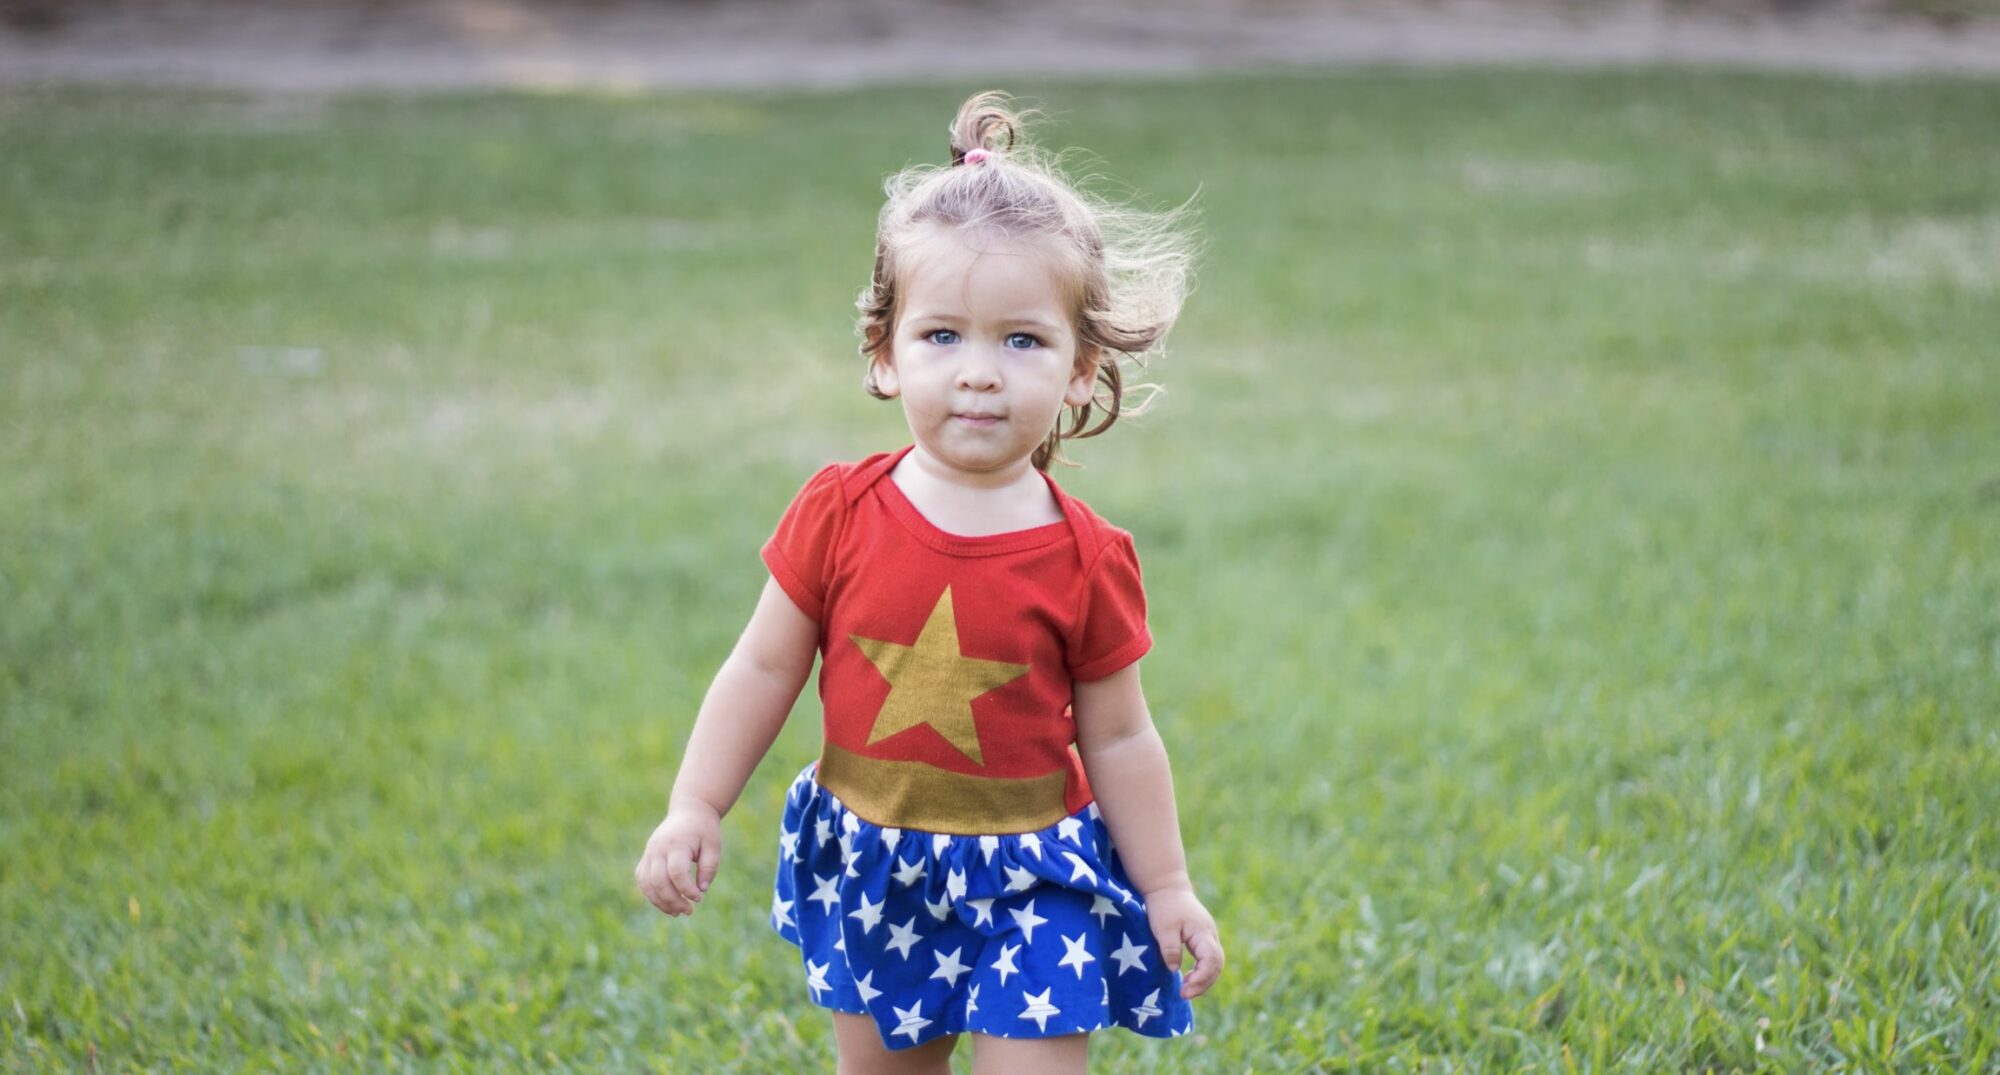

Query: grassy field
left=3, top=70, right=1997, bottom=1072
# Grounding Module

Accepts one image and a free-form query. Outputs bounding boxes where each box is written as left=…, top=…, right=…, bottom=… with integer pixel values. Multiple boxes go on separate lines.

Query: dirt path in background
left=3, top=0, right=1997, bottom=92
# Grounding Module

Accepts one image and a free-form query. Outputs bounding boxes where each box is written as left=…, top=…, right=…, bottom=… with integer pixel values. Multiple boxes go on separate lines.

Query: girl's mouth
left=954, top=414, right=1003, bottom=427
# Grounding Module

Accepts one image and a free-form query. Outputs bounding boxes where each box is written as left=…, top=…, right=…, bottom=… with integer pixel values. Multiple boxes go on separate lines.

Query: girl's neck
left=889, top=446, right=1065, bottom=537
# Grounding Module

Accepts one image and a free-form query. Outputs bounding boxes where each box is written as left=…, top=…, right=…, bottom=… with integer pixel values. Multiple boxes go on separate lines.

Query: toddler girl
left=635, top=91, right=1223, bottom=1073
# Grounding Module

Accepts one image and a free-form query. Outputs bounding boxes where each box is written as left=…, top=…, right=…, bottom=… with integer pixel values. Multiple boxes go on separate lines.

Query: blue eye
left=1005, top=332, right=1042, bottom=350
left=925, top=329, right=960, bottom=346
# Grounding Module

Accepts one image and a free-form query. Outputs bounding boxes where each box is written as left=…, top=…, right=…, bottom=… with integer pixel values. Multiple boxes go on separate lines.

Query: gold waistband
left=815, top=743, right=1072, bottom=836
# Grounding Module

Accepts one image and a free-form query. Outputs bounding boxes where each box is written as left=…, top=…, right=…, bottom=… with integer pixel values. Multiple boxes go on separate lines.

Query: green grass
left=3, top=69, right=1997, bottom=1072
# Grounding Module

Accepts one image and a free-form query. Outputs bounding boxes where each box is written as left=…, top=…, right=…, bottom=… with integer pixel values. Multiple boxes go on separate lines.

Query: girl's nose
left=955, top=352, right=1002, bottom=391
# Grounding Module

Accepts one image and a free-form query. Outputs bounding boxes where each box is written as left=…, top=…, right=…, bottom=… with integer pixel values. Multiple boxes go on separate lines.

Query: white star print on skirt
left=769, top=763, right=1195, bottom=1049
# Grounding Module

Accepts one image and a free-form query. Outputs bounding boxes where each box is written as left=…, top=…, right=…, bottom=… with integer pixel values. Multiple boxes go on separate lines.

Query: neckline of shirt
left=872, top=444, right=1073, bottom=557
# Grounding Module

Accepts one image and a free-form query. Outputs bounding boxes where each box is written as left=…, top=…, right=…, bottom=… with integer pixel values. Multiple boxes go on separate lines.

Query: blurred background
left=3, top=0, right=1999, bottom=89
left=3, top=1, right=1997, bottom=1072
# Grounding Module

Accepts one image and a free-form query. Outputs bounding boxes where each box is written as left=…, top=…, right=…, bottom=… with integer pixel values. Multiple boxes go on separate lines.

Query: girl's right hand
left=635, top=801, right=723, bottom=917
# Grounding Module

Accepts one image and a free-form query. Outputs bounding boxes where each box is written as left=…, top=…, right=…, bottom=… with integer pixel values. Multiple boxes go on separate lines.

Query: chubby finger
left=695, top=833, right=722, bottom=894
left=637, top=855, right=690, bottom=916
left=1151, top=919, right=1184, bottom=972
left=1179, top=930, right=1225, bottom=998
left=666, top=846, right=703, bottom=907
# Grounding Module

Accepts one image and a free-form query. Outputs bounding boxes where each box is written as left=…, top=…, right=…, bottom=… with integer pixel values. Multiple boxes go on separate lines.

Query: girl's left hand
left=1142, top=884, right=1225, bottom=999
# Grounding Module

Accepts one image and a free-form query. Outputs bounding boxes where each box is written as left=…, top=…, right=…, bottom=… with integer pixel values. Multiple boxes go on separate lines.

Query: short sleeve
left=1068, top=530, right=1153, bottom=681
left=760, top=464, right=847, bottom=621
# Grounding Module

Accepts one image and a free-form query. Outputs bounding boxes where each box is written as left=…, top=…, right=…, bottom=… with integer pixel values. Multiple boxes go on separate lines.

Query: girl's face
left=871, top=227, right=1096, bottom=482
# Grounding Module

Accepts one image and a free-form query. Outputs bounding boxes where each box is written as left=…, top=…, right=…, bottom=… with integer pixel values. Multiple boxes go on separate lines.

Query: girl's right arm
left=635, top=576, right=818, bottom=917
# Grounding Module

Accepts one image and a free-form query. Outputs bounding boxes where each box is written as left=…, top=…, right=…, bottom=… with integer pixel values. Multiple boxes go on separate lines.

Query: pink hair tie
left=963, top=148, right=991, bottom=165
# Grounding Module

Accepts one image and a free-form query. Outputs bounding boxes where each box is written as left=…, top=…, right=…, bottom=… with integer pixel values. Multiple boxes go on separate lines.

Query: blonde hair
left=857, top=91, right=1198, bottom=470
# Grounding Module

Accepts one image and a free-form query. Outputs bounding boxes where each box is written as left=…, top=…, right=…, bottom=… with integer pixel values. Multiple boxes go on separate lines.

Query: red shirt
left=761, top=446, right=1151, bottom=826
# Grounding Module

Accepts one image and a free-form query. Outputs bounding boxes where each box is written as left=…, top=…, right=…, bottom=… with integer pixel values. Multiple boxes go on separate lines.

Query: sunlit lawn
left=2, top=70, right=1997, bottom=1071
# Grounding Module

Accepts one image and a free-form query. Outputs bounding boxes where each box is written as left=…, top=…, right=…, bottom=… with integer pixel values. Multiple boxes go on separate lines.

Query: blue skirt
left=769, top=762, right=1196, bottom=1049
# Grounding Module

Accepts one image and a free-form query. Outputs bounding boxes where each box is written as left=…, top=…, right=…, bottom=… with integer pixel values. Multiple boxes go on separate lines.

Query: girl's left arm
left=1074, top=661, right=1225, bottom=999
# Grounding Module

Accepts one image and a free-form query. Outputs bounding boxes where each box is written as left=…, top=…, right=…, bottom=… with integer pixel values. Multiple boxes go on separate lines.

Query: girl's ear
left=869, top=353, right=901, bottom=399
left=1062, top=346, right=1099, bottom=408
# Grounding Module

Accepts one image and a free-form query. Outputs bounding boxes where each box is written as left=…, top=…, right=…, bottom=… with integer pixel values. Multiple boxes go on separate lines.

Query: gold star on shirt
left=850, top=586, right=1028, bottom=766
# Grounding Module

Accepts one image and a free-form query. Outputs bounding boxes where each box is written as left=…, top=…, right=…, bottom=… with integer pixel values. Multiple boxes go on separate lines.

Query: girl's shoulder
left=764, top=449, right=906, bottom=622
left=783, top=448, right=904, bottom=511
left=1043, top=477, right=1143, bottom=574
